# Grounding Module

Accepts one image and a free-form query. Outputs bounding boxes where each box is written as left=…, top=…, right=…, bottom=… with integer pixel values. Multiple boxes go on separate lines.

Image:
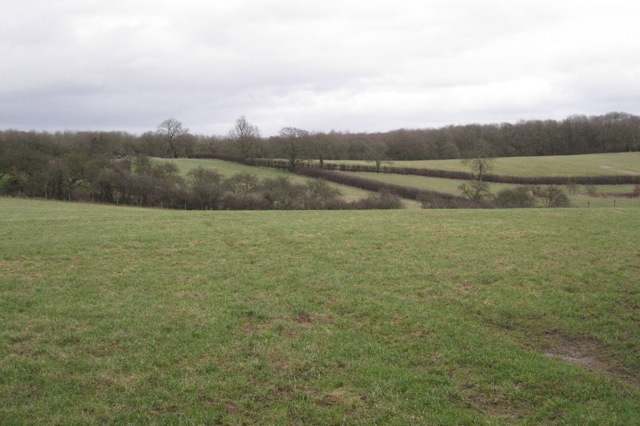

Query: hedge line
left=309, top=162, right=640, bottom=185
left=190, top=153, right=487, bottom=208
left=191, top=153, right=640, bottom=185
left=293, top=167, right=487, bottom=207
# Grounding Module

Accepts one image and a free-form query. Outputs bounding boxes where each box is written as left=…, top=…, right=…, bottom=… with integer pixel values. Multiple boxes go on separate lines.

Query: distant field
left=163, top=158, right=296, bottom=180
left=326, top=152, right=640, bottom=177
left=157, top=158, right=373, bottom=203
left=1, top=199, right=639, bottom=424
left=343, top=171, right=516, bottom=194
left=344, top=172, right=640, bottom=208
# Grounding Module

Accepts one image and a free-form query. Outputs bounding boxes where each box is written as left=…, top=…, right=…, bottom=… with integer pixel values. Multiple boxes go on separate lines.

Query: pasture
left=161, top=158, right=373, bottom=203
left=341, top=172, right=640, bottom=208
left=326, top=152, right=640, bottom=177
left=1, top=198, right=639, bottom=424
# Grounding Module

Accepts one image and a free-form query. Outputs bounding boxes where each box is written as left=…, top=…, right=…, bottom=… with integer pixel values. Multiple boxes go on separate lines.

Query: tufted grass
left=1, top=198, right=639, bottom=424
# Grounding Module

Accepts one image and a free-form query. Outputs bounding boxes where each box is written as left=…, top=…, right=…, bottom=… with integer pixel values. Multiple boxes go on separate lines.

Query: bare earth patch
left=544, top=339, right=606, bottom=368
left=544, top=338, right=639, bottom=388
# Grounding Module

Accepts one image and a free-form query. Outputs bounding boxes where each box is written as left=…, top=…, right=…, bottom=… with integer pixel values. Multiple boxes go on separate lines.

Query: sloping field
left=340, top=172, right=640, bottom=208
left=1, top=199, right=639, bottom=424
left=327, top=152, right=640, bottom=177
left=160, top=158, right=373, bottom=202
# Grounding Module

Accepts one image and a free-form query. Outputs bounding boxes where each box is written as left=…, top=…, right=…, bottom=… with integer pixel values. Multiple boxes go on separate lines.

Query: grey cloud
left=1, top=0, right=639, bottom=136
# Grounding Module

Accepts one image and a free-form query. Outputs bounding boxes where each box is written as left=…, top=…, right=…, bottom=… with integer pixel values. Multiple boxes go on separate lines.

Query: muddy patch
left=543, top=338, right=638, bottom=388
left=544, top=339, right=606, bottom=369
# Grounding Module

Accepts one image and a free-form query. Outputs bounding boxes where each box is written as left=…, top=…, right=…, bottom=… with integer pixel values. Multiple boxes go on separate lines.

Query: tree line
left=224, top=112, right=640, bottom=161
left=2, top=112, right=638, bottom=166
left=2, top=112, right=638, bottom=209
left=199, top=112, right=640, bottom=164
left=0, top=129, right=401, bottom=209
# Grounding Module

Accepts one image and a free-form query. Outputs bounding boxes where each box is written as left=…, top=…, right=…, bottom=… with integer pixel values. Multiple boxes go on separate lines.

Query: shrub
left=458, top=181, right=492, bottom=201
left=535, top=186, right=570, bottom=207
left=585, top=184, right=597, bottom=196
left=351, top=191, right=403, bottom=209
left=566, top=182, right=579, bottom=194
left=223, top=173, right=260, bottom=198
left=302, top=180, right=345, bottom=209
left=261, top=177, right=304, bottom=209
left=494, top=186, right=536, bottom=208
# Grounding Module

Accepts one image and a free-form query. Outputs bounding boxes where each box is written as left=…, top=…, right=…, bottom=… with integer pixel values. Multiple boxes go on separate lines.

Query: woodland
left=1, top=112, right=638, bottom=209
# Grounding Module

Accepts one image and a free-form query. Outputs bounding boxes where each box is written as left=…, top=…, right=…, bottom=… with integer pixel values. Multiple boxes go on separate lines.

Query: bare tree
left=461, top=141, right=495, bottom=182
left=458, top=180, right=492, bottom=202
left=534, top=186, right=570, bottom=207
left=364, top=139, right=388, bottom=172
left=458, top=140, right=495, bottom=201
left=157, top=118, right=189, bottom=158
left=229, top=116, right=261, bottom=158
left=278, top=126, right=309, bottom=171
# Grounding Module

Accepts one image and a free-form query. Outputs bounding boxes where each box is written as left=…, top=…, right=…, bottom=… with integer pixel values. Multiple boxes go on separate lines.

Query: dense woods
left=209, top=112, right=640, bottom=161
left=1, top=112, right=638, bottom=208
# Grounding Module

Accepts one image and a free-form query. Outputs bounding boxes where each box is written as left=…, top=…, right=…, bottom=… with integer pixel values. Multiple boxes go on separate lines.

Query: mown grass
left=1, top=198, right=639, bottom=424
left=326, top=152, right=640, bottom=177
left=160, top=158, right=373, bottom=203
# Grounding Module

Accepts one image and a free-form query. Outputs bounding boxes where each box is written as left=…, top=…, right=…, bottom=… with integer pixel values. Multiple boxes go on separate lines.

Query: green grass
left=344, top=171, right=640, bottom=208
left=164, top=158, right=297, bottom=180
left=327, top=152, right=640, bottom=177
left=567, top=195, right=640, bottom=208
left=347, top=171, right=517, bottom=194
left=1, top=198, right=639, bottom=424
left=159, top=158, right=373, bottom=203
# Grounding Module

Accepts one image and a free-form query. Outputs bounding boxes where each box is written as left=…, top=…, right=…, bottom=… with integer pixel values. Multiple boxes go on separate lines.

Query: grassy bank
left=1, top=199, right=638, bottom=424
left=162, top=158, right=373, bottom=203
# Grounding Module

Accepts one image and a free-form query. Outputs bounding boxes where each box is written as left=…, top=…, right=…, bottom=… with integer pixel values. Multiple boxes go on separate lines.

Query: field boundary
left=190, top=153, right=640, bottom=185
left=189, top=153, right=488, bottom=207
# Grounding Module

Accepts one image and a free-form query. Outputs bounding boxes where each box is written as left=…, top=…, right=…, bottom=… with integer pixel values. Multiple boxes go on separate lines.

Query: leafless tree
left=157, top=118, right=189, bottom=158
left=364, top=139, right=388, bottom=172
left=229, top=116, right=261, bottom=158
left=459, top=140, right=495, bottom=201
left=461, top=141, right=495, bottom=182
left=278, top=126, right=309, bottom=171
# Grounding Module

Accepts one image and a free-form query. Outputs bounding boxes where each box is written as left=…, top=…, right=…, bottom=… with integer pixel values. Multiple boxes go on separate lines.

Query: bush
left=535, top=186, right=571, bottom=207
left=458, top=181, right=492, bottom=201
left=261, top=177, right=304, bottom=209
left=351, top=191, right=403, bottom=209
left=566, top=183, right=579, bottom=194
left=302, top=180, right=345, bottom=209
left=494, top=186, right=536, bottom=208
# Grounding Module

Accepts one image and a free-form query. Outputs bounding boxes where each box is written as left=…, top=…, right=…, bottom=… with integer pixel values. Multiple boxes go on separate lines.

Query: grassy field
left=343, top=172, right=640, bottom=208
left=158, top=158, right=373, bottom=203
left=345, top=171, right=518, bottom=194
left=326, top=152, right=640, bottom=177
left=1, top=198, right=639, bottom=424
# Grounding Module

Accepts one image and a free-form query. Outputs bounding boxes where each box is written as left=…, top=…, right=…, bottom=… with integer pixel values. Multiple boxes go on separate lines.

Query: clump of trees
left=533, top=186, right=571, bottom=207
left=457, top=142, right=495, bottom=202
left=464, top=184, right=570, bottom=208
left=494, top=187, right=536, bottom=208
left=212, top=112, right=640, bottom=163
left=0, top=127, right=402, bottom=210
left=109, top=112, right=640, bottom=164
left=3, top=112, right=638, bottom=171
left=3, top=112, right=637, bottom=210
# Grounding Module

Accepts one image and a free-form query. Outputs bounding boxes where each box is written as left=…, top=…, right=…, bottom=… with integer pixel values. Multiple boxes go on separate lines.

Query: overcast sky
left=1, top=0, right=638, bottom=136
